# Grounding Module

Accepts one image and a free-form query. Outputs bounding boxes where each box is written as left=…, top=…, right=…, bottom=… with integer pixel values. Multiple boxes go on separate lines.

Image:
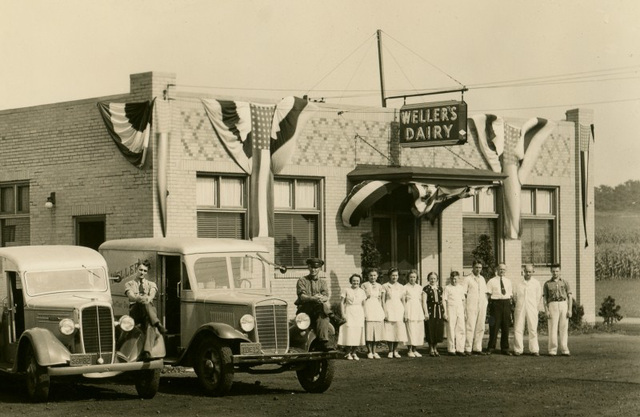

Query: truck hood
left=25, top=292, right=113, bottom=309
left=195, top=290, right=287, bottom=306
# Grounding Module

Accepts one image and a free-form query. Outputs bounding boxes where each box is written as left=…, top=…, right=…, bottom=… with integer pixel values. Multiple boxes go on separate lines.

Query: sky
left=1, top=0, right=639, bottom=187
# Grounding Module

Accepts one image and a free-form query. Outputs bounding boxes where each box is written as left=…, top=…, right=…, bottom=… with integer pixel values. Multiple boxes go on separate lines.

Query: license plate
left=240, top=342, right=262, bottom=355
left=70, top=354, right=94, bottom=366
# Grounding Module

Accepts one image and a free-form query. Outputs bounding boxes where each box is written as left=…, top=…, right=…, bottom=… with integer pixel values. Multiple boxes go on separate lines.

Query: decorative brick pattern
left=0, top=72, right=596, bottom=322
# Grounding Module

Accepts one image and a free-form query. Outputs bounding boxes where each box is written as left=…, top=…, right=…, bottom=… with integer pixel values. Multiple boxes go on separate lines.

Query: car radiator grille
left=81, top=305, right=115, bottom=363
left=255, top=304, right=288, bottom=354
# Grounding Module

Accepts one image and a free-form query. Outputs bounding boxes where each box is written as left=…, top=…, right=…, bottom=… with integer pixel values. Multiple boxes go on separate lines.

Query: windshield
left=25, top=268, right=108, bottom=296
left=193, top=255, right=267, bottom=290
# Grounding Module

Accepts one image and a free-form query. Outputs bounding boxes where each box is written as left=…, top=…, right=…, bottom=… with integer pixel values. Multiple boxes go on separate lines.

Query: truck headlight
left=240, top=314, right=255, bottom=332
left=118, top=315, right=135, bottom=332
left=59, top=318, right=77, bottom=335
left=295, top=313, right=311, bottom=330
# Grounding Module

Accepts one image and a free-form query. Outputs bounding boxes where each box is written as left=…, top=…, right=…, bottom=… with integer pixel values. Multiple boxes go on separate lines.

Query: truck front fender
left=20, top=328, right=70, bottom=367
left=196, top=322, right=250, bottom=343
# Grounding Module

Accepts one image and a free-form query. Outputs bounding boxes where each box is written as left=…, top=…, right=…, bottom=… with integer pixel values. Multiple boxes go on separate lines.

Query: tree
left=471, top=234, right=496, bottom=280
left=360, top=232, right=381, bottom=272
left=595, top=180, right=640, bottom=212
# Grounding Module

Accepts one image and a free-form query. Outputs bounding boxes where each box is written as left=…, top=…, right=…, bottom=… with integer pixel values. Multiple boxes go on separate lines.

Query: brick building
left=0, top=71, right=596, bottom=322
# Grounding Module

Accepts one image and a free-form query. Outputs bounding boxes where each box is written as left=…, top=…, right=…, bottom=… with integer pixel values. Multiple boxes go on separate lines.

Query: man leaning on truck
left=125, top=260, right=168, bottom=353
left=295, top=258, right=336, bottom=350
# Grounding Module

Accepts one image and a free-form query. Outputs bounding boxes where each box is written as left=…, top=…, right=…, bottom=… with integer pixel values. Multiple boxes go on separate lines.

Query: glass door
left=372, top=213, right=417, bottom=284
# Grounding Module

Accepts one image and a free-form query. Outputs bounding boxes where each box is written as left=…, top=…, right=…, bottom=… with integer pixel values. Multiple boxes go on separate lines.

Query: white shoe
left=352, top=353, right=359, bottom=361
left=373, top=352, right=381, bottom=359
left=394, top=351, right=401, bottom=358
left=387, top=352, right=394, bottom=359
left=346, top=353, right=353, bottom=360
left=407, top=351, right=416, bottom=358
left=414, top=351, right=422, bottom=357
left=367, top=352, right=374, bottom=359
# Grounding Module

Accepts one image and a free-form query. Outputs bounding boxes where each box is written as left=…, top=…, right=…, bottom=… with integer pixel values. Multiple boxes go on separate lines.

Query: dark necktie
left=138, top=280, right=145, bottom=295
left=500, top=277, right=506, bottom=296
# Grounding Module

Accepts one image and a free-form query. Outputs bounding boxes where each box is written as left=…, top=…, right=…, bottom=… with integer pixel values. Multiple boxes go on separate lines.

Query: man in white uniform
left=464, top=260, right=488, bottom=356
left=513, top=264, right=541, bottom=356
left=443, top=271, right=466, bottom=356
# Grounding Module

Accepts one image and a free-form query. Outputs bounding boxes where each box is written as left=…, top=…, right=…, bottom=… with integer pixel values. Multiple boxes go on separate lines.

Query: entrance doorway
left=371, top=188, right=418, bottom=283
left=75, top=216, right=106, bottom=251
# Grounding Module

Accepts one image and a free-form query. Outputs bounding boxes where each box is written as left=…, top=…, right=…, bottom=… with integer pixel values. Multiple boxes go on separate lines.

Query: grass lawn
left=595, top=279, right=640, bottom=318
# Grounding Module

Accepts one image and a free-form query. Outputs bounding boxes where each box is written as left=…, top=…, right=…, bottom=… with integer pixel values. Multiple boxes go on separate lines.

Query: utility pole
left=377, top=29, right=387, bottom=108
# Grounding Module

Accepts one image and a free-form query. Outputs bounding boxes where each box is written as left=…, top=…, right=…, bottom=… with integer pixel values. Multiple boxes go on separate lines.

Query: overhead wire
left=336, top=37, right=376, bottom=105
left=304, top=32, right=376, bottom=98
left=166, top=30, right=640, bottom=115
left=380, top=30, right=465, bottom=88
left=382, top=42, right=418, bottom=92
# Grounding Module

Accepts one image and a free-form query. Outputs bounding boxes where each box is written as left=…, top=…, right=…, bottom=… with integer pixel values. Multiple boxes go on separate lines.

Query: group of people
left=295, top=258, right=574, bottom=359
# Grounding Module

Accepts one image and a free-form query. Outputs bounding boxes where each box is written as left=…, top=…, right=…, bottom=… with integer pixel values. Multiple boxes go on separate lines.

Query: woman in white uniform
left=382, top=267, right=407, bottom=358
left=403, top=269, right=425, bottom=357
left=338, top=273, right=366, bottom=360
left=361, top=267, right=385, bottom=359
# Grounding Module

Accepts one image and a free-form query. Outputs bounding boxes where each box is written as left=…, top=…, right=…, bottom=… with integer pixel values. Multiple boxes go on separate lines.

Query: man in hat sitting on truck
left=295, top=257, right=339, bottom=350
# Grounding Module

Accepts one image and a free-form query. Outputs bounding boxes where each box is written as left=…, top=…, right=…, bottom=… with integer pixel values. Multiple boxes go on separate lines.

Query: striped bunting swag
left=409, top=182, right=476, bottom=224
left=271, top=97, right=317, bottom=174
left=469, top=114, right=556, bottom=239
left=341, top=181, right=402, bottom=227
left=203, top=96, right=315, bottom=237
left=97, top=99, right=155, bottom=168
left=202, top=99, right=253, bottom=174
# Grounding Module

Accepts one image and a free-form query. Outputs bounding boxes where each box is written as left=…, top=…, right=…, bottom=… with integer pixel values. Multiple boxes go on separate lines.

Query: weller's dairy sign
left=399, top=101, right=467, bottom=147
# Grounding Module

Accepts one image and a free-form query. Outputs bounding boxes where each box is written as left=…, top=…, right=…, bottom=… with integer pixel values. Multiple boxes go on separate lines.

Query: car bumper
left=232, top=350, right=342, bottom=365
left=47, top=359, right=164, bottom=376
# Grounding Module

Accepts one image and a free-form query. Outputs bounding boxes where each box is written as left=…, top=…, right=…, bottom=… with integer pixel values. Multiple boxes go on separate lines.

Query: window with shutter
left=196, top=175, right=247, bottom=239
left=0, top=182, right=30, bottom=247
left=462, top=188, right=499, bottom=267
left=274, top=178, right=321, bottom=268
left=521, top=188, right=557, bottom=266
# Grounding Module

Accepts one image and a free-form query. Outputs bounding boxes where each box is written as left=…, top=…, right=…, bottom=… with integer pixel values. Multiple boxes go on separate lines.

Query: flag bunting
left=469, top=114, right=556, bottom=239
left=97, top=99, right=155, bottom=168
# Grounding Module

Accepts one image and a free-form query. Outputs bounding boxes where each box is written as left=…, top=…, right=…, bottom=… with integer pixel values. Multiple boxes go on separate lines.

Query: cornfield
left=595, top=213, right=640, bottom=280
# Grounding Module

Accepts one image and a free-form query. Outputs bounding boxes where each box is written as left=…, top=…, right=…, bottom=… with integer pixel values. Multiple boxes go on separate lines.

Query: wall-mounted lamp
left=45, top=192, right=56, bottom=209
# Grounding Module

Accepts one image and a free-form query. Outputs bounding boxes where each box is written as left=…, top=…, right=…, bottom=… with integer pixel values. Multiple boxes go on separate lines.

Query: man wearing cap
left=295, top=258, right=334, bottom=350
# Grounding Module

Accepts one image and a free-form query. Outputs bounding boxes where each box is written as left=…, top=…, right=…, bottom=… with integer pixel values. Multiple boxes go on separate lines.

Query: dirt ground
left=1, top=332, right=639, bottom=417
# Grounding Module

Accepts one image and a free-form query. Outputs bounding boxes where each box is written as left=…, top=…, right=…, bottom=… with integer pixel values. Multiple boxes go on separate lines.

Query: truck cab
left=0, top=245, right=164, bottom=402
left=100, top=237, right=339, bottom=396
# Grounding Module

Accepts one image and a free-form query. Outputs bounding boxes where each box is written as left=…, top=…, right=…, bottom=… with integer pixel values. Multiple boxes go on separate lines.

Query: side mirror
left=278, top=266, right=288, bottom=274
left=110, top=274, right=123, bottom=283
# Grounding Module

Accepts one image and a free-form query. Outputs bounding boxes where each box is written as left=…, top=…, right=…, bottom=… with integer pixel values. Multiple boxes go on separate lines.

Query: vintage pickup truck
left=0, top=245, right=165, bottom=402
left=100, top=237, right=340, bottom=396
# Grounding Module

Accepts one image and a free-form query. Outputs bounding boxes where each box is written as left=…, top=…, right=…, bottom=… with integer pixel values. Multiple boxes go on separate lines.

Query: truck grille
left=255, top=303, right=288, bottom=354
left=81, top=305, right=115, bottom=363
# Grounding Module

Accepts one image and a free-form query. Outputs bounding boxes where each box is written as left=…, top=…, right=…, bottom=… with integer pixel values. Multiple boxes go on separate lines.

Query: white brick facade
left=0, top=72, right=596, bottom=322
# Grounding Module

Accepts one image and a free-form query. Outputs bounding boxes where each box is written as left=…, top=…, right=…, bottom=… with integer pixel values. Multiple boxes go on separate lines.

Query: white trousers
left=547, top=301, right=569, bottom=355
left=513, top=304, right=539, bottom=354
left=465, top=303, right=487, bottom=353
left=447, top=303, right=466, bottom=353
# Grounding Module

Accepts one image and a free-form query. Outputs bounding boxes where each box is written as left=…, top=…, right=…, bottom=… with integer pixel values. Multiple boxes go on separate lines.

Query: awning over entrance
left=346, top=165, right=507, bottom=188
left=340, top=165, right=506, bottom=227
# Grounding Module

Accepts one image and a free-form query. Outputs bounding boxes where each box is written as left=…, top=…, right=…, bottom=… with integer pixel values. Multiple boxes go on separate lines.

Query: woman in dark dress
left=423, top=272, right=445, bottom=357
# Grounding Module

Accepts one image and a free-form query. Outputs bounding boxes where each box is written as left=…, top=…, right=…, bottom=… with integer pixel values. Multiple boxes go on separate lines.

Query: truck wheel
left=135, top=369, right=160, bottom=399
left=193, top=336, right=234, bottom=396
left=296, top=358, right=335, bottom=393
left=24, top=344, right=50, bottom=402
